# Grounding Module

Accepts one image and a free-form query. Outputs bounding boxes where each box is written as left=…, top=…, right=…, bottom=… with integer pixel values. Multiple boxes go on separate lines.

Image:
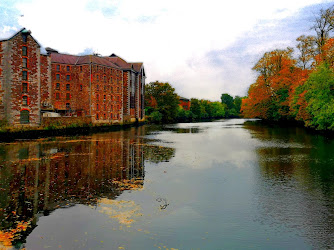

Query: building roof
left=50, top=53, right=120, bottom=68
left=0, top=28, right=41, bottom=47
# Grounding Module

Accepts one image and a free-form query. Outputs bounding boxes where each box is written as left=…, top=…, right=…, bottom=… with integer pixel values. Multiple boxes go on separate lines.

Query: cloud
left=1, top=0, right=329, bottom=100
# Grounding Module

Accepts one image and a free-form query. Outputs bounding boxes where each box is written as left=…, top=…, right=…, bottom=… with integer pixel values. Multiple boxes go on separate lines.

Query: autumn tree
left=296, top=35, right=316, bottom=69
left=242, top=48, right=308, bottom=120
left=145, top=81, right=179, bottom=123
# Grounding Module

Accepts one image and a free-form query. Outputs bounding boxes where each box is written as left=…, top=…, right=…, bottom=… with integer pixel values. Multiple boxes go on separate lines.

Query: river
left=0, top=119, right=333, bottom=249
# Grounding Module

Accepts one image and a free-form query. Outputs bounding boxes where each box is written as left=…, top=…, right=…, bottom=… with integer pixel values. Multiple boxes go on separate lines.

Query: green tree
left=190, top=98, right=201, bottom=120
left=145, top=81, right=179, bottom=123
left=296, top=64, right=334, bottom=130
left=220, top=93, right=234, bottom=110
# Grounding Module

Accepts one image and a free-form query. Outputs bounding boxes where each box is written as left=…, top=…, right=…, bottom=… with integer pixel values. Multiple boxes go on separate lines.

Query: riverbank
left=0, top=121, right=145, bottom=142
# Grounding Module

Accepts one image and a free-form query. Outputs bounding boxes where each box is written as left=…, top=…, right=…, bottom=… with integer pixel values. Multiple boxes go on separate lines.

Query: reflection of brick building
left=179, top=97, right=191, bottom=110
left=0, top=29, right=145, bottom=126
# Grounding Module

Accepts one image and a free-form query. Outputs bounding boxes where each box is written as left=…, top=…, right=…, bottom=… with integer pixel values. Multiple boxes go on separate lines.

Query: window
left=103, top=95, right=106, bottom=101
left=20, top=110, right=29, bottom=124
left=66, top=93, right=70, bottom=100
left=96, top=94, right=99, bottom=100
left=110, top=113, right=113, bottom=119
left=22, top=33, right=28, bottom=43
left=56, top=83, right=60, bottom=90
left=80, top=66, right=82, bottom=72
left=96, top=104, right=99, bottom=110
left=56, top=64, right=60, bottom=71
left=104, top=113, right=106, bottom=120
left=22, top=96, right=28, bottom=106
left=22, top=71, right=28, bottom=80
left=97, top=75, right=99, bottom=81
left=56, top=93, right=60, bottom=100
left=66, top=66, right=70, bottom=71
left=96, top=114, right=99, bottom=120
left=66, top=84, right=70, bottom=91
left=96, top=85, right=99, bottom=91
left=22, top=58, right=27, bottom=68
left=66, top=103, right=70, bottom=110
left=80, top=84, right=83, bottom=91
left=22, top=83, right=28, bottom=93
left=104, top=104, right=106, bottom=111
left=56, top=74, right=60, bottom=80
left=66, top=75, right=70, bottom=81
left=22, top=46, right=27, bottom=56
left=104, top=85, right=106, bottom=91
left=110, top=77, right=113, bottom=83
left=104, top=67, right=106, bottom=73
left=104, top=76, right=106, bottom=82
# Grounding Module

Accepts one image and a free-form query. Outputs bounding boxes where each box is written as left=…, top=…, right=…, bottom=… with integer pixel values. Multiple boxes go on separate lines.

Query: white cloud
left=11, top=0, right=329, bottom=99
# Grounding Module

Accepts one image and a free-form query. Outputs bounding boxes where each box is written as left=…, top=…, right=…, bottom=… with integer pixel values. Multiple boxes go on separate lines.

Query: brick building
left=179, top=97, right=191, bottom=110
left=0, top=28, right=145, bottom=127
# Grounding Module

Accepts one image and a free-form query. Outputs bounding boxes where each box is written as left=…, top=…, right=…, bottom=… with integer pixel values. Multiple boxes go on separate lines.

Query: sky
left=0, top=0, right=333, bottom=101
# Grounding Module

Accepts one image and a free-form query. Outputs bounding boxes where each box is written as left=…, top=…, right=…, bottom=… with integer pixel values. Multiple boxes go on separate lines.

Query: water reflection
left=244, top=121, right=334, bottom=249
left=0, top=127, right=175, bottom=248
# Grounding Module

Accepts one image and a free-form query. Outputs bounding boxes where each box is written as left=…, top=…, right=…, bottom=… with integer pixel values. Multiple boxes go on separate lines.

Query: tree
left=293, top=64, right=334, bottom=130
left=233, top=96, right=242, bottom=114
left=311, top=6, right=334, bottom=54
left=220, top=94, right=234, bottom=110
left=190, top=98, right=201, bottom=120
left=145, top=81, right=179, bottom=123
left=296, top=35, right=316, bottom=69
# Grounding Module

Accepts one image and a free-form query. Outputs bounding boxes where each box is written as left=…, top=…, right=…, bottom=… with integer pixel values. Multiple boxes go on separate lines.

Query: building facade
left=0, top=29, right=145, bottom=127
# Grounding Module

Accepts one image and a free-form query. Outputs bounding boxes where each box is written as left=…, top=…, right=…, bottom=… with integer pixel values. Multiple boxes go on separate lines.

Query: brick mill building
left=0, top=28, right=145, bottom=126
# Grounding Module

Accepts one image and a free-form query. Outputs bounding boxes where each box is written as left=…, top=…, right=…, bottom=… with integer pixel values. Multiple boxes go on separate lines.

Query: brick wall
left=40, top=54, right=52, bottom=109
left=42, top=116, right=92, bottom=127
left=2, top=32, right=41, bottom=126
left=0, top=41, right=4, bottom=121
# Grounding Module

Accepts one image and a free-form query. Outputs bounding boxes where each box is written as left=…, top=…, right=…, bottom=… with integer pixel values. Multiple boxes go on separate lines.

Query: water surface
left=0, top=119, right=333, bottom=249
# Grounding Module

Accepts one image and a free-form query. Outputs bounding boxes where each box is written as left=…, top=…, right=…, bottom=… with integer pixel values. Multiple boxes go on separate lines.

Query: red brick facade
left=179, top=97, right=191, bottom=110
left=0, top=29, right=145, bottom=126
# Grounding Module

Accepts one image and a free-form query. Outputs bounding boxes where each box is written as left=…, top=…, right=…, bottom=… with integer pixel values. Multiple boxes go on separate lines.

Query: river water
left=0, top=119, right=333, bottom=249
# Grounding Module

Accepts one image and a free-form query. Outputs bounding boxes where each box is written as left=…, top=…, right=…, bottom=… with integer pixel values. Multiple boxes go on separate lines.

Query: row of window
left=55, top=74, right=71, bottom=81
left=55, top=64, right=122, bottom=76
left=96, top=104, right=121, bottom=111
left=55, top=93, right=71, bottom=100
left=96, top=113, right=120, bottom=120
left=96, top=94, right=121, bottom=102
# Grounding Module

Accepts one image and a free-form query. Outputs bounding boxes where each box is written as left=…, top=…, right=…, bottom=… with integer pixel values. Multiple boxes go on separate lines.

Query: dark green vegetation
left=145, top=81, right=242, bottom=123
left=241, top=5, right=334, bottom=131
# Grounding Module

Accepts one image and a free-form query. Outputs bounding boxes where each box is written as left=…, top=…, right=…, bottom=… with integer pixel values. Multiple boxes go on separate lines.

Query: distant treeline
left=144, top=81, right=243, bottom=124
left=241, top=5, right=334, bottom=131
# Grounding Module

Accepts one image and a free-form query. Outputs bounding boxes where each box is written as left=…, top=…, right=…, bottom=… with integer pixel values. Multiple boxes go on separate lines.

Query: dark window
left=66, top=93, right=70, bottom=100
left=22, top=58, right=27, bottom=68
left=97, top=75, right=99, bottom=81
left=96, top=94, right=99, bottom=100
left=22, top=96, right=28, bottom=106
left=66, top=75, right=70, bottom=81
left=80, top=66, right=82, bottom=72
left=56, top=93, right=60, bottom=100
left=104, top=67, right=106, bottom=73
left=22, top=83, right=28, bottom=93
left=97, top=85, right=99, bottom=91
left=80, top=84, right=83, bottom=91
left=56, top=74, right=60, bottom=80
left=104, top=85, right=106, bottom=91
left=66, top=103, right=70, bottom=110
left=104, top=76, right=106, bottom=82
left=22, top=46, right=27, bottom=56
left=22, top=71, right=27, bottom=80
left=104, top=113, right=106, bottom=120
left=97, top=104, right=99, bottom=110
left=56, top=65, right=60, bottom=71
left=66, top=84, right=70, bottom=91
left=56, top=83, right=60, bottom=90
left=20, top=110, right=29, bottom=124
left=110, top=77, right=113, bottom=83
left=67, top=66, right=70, bottom=71
left=22, top=33, right=28, bottom=43
left=110, top=113, right=113, bottom=119
left=96, top=114, right=99, bottom=120
left=103, top=95, right=106, bottom=101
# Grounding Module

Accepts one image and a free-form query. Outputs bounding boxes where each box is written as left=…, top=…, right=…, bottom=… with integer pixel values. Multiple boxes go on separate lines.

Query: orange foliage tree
left=241, top=48, right=309, bottom=120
